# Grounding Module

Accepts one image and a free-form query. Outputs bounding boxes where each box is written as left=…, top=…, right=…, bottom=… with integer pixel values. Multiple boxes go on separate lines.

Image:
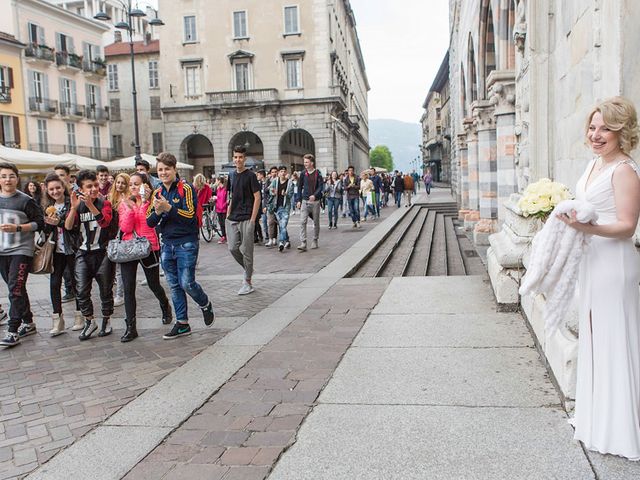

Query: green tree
left=369, top=145, right=394, bottom=171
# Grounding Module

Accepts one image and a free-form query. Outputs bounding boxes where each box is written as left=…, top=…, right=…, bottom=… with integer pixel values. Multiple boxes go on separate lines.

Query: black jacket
left=43, top=197, right=79, bottom=255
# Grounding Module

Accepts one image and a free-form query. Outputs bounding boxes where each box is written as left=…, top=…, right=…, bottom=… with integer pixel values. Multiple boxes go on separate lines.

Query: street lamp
left=94, top=2, right=164, bottom=161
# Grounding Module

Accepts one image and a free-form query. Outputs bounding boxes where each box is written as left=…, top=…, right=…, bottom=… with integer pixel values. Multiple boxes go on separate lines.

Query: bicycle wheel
left=201, top=212, right=213, bottom=242
left=211, top=212, right=222, bottom=237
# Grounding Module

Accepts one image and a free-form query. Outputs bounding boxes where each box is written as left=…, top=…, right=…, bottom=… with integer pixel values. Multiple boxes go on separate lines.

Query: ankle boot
left=50, top=313, right=66, bottom=337
left=161, top=301, right=173, bottom=325
left=120, top=318, right=138, bottom=342
left=72, top=311, right=84, bottom=331
left=97, top=317, right=112, bottom=337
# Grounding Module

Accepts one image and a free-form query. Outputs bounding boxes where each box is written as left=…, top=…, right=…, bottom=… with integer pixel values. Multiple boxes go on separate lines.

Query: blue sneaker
left=17, top=322, right=37, bottom=338
left=0, top=332, right=20, bottom=347
left=163, top=322, right=191, bottom=340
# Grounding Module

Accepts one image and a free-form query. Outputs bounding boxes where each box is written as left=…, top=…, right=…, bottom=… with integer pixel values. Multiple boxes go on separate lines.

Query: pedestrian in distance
left=135, top=158, right=162, bottom=189
left=215, top=176, right=228, bottom=244
left=265, top=166, right=279, bottom=247
left=403, top=173, right=414, bottom=207
left=226, top=145, right=261, bottom=294
left=324, top=170, right=343, bottom=229
left=254, top=169, right=267, bottom=244
left=268, top=165, right=295, bottom=251
left=296, top=154, right=324, bottom=251
left=423, top=168, right=433, bottom=195
left=360, top=172, right=376, bottom=221
left=0, top=163, right=44, bottom=347
left=343, top=165, right=361, bottom=228
left=64, top=169, right=115, bottom=340
left=41, top=173, right=83, bottom=335
left=96, top=165, right=112, bottom=197
left=393, top=170, right=404, bottom=207
left=23, top=179, right=42, bottom=205
left=370, top=168, right=383, bottom=218
left=118, top=173, right=172, bottom=342
left=146, top=152, right=214, bottom=339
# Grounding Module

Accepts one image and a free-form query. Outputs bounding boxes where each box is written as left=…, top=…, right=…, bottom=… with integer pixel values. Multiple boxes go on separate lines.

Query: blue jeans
left=327, top=197, right=340, bottom=226
left=348, top=197, right=360, bottom=223
left=261, top=212, right=269, bottom=240
left=276, top=207, right=290, bottom=244
left=161, top=241, right=209, bottom=322
left=395, top=191, right=403, bottom=207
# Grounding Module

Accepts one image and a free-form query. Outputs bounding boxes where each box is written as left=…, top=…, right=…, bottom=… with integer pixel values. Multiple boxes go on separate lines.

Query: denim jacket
left=268, top=178, right=295, bottom=213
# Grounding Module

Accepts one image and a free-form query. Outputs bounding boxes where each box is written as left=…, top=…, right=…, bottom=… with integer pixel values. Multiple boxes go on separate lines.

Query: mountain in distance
left=368, top=119, right=422, bottom=173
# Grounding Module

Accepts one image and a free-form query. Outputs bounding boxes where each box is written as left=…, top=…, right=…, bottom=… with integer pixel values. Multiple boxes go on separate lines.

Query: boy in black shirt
left=226, top=146, right=261, bottom=295
left=65, top=170, right=114, bottom=340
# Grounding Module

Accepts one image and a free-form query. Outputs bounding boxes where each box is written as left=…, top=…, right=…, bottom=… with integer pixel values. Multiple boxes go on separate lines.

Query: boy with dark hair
left=135, top=158, right=161, bottom=189
left=147, top=152, right=214, bottom=339
left=0, top=163, right=44, bottom=347
left=65, top=169, right=115, bottom=340
left=343, top=165, right=361, bottom=228
left=295, top=154, right=324, bottom=251
left=54, top=164, right=71, bottom=184
left=264, top=166, right=279, bottom=247
left=96, top=165, right=111, bottom=197
left=227, top=146, right=261, bottom=294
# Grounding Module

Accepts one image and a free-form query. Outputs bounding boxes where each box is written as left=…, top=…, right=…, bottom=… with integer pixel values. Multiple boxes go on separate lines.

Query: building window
left=110, top=98, right=121, bottom=121
left=0, top=116, right=20, bottom=147
left=233, top=11, right=248, bottom=38
left=152, top=132, right=163, bottom=155
left=148, top=60, right=159, bottom=88
left=86, top=83, right=101, bottom=109
left=66, top=123, right=76, bottom=154
left=92, top=126, right=101, bottom=157
left=284, top=6, right=300, bottom=35
left=37, top=119, right=48, bottom=152
left=55, top=32, right=74, bottom=53
left=234, top=62, right=250, bottom=91
left=108, top=64, right=118, bottom=91
left=112, top=134, right=123, bottom=157
left=0, top=66, right=13, bottom=102
left=28, top=22, right=45, bottom=45
left=285, top=58, right=302, bottom=89
left=150, top=96, right=161, bottom=119
left=184, top=65, right=201, bottom=97
left=30, top=71, right=46, bottom=101
left=183, top=16, right=197, bottom=42
left=59, top=78, right=76, bottom=112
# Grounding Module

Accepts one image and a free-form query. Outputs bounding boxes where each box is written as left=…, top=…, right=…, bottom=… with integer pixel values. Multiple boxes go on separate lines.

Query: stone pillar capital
left=457, top=133, right=468, bottom=150
left=472, top=100, right=495, bottom=131
left=487, top=70, right=516, bottom=116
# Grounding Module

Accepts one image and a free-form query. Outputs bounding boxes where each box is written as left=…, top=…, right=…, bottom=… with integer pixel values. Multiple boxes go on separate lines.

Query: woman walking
left=360, top=172, right=375, bottom=221
left=324, top=171, right=343, bottom=229
left=108, top=173, right=130, bottom=307
left=215, top=176, right=228, bottom=244
left=560, top=97, right=640, bottom=460
left=41, top=173, right=83, bottom=335
left=118, top=173, right=172, bottom=342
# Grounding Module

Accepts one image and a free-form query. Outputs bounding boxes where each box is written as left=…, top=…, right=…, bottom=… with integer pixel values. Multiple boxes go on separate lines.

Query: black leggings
left=120, top=250, right=169, bottom=321
left=217, top=212, right=227, bottom=237
left=51, top=252, right=80, bottom=314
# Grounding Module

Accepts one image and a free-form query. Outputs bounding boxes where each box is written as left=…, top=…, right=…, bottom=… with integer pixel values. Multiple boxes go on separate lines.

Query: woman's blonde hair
left=108, top=172, right=130, bottom=210
left=193, top=173, right=206, bottom=189
left=587, top=96, right=640, bottom=155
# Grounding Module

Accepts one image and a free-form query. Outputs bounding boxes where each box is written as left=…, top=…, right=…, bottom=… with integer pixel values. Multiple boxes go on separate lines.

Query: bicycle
left=200, top=204, right=222, bottom=242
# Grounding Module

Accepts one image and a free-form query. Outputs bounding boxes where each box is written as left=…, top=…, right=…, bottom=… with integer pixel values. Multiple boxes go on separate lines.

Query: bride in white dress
left=560, top=96, right=640, bottom=460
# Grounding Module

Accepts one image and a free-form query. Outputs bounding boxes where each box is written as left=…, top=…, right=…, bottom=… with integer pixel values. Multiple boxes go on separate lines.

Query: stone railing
left=207, top=88, right=278, bottom=105
left=25, top=43, right=55, bottom=62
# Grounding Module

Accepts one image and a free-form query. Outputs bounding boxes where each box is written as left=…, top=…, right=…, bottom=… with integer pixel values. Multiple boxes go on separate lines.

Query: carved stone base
left=487, top=247, right=521, bottom=308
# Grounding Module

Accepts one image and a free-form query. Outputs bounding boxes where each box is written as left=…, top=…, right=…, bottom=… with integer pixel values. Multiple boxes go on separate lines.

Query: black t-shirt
left=276, top=179, right=288, bottom=208
left=228, top=169, right=261, bottom=222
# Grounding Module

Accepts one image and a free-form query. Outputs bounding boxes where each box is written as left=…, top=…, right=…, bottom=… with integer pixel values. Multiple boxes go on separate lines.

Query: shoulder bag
left=107, top=229, right=151, bottom=263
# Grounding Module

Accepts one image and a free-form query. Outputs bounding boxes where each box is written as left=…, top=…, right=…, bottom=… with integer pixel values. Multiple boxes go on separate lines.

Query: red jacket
left=197, top=184, right=213, bottom=209
left=119, top=200, right=160, bottom=251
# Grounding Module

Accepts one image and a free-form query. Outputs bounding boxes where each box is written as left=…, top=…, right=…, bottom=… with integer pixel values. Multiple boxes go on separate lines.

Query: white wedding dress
left=573, top=157, right=640, bottom=460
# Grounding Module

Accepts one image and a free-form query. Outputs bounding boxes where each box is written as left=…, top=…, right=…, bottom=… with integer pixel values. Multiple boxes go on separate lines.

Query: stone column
left=488, top=71, right=517, bottom=223
left=457, top=132, right=469, bottom=210
left=465, top=117, right=479, bottom=211
left=473, top=100, right=498, bottom=244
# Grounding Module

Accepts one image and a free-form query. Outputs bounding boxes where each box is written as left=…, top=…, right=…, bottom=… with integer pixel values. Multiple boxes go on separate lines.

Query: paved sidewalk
left=270, top=276, right=640, bottom=479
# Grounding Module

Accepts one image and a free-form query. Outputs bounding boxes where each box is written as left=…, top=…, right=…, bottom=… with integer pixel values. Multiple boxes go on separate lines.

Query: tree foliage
left=369, top=145, right=394, bottom=171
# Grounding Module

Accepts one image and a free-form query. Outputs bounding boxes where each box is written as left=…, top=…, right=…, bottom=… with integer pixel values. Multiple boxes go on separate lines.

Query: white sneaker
left=238, top=283, right=255, bottom=295
left=114, top=296, right=124, bottom=307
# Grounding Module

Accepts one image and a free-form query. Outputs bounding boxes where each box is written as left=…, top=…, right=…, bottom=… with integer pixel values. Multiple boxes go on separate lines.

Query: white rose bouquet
left=517, top=178, right=573, bottom=219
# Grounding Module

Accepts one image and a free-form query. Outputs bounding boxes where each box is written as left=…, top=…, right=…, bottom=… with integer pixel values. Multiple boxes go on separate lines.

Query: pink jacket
left=215, top=186, right=228, bottom=214
left=118, top=200, right=160, bottom=251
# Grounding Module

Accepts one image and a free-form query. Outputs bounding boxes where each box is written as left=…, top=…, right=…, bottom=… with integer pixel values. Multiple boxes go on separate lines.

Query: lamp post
left=94, top=2, right=164, bottom=161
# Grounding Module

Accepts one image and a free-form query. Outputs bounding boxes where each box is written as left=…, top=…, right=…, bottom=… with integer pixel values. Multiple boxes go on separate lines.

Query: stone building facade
left=105, top=38, right=162, bottom=158
left=420, top=51, right=452, bottom=185
left=447, top=0, right=640, bottom=400
left=157, top=0, right=370, bottom=177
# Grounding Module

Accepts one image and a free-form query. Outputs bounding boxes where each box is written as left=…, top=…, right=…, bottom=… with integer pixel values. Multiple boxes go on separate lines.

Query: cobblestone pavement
left=124, top=278, right=389, bottom=480
left=0, top=205, right=397, bottom=479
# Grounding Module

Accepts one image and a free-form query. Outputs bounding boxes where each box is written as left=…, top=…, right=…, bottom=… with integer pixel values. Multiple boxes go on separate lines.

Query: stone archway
left=228, top=131, right=264, bottom=162
left=180, top=134, right=214, bottom=179
left=279, top=129, right=315, bottom=172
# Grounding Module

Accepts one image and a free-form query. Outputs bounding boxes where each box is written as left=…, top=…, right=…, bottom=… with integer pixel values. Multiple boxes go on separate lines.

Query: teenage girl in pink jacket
left=215, top=177, right=228, bottom=244
left=117, top=172, right=172, bottom=342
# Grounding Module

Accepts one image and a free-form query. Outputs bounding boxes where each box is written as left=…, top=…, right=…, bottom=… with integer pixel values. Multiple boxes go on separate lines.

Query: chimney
left=114, top=31, right=122, bottom=43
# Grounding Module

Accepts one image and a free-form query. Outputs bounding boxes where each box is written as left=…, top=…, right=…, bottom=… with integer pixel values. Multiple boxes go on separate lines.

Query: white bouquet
left=517, top=178, right=573, bottom=219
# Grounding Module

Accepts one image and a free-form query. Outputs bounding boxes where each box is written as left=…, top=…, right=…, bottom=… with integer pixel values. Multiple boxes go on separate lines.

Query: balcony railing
left=56, top=51, right=83, bottom=70
left=30, top=143, right=113, bottom=160
left=207, top=88, right=279, bottom=106
left=0, top=86, right=10, bottom=103
left=86, top=106, right=109, bottom=123
left=28, top=97, right=58, bottom=115
left=25, top=43, right=55, bottom=63
left=1, top=141, right=20, bottom=149
left=82, top=60, right=106, bottom=76
left=60, top=102, right=85, bottom=118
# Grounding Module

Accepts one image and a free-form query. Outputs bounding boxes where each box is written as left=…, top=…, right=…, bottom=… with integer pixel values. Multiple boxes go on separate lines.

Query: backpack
left=177, top=181, right=203, bottom=228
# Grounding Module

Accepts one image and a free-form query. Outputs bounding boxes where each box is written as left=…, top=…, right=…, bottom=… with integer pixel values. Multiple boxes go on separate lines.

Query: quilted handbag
left=107, top=230, right=151, bottom=263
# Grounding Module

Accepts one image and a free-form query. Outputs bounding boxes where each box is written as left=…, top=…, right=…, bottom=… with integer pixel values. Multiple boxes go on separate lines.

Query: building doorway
left=279, top=129, right=315, bottom=172
left=180, top=134, right=214, bottom=179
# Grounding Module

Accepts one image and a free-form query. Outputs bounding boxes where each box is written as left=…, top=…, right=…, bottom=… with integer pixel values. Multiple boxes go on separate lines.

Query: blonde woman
left=560, top=96, right=640, bottom=460
left=360, top=172, right=375, bottom=221
left=108, top=173, right=130, bottom=307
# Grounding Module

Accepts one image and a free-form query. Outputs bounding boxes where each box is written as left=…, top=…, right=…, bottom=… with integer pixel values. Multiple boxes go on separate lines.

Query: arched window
left=460, top=63, right=468, bottom=117
left=482, top=2, right=497, bottom=83
left=467, top=35, right=478, bottom=103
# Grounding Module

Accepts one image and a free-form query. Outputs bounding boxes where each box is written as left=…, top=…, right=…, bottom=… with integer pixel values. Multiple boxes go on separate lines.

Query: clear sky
left=349, top=0, right=450, bottom=123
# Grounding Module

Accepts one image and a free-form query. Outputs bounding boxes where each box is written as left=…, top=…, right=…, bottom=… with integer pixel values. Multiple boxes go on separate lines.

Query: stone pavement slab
left=319, top=346, right=559, bottom=407
left=269, top=404, right=594, bottom=480
left=374, top=276, right=497, bottom=314
left=354, top=313, right=533, bottom=348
